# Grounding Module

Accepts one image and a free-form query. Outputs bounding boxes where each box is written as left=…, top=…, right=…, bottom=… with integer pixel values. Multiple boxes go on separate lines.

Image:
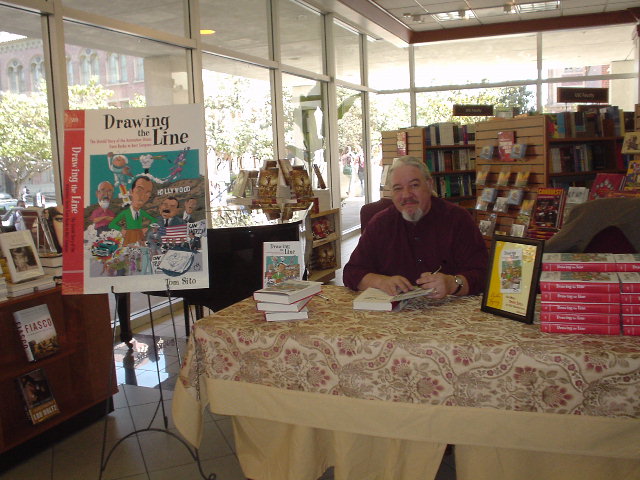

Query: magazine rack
left=99, top=285, right=216, bottom=480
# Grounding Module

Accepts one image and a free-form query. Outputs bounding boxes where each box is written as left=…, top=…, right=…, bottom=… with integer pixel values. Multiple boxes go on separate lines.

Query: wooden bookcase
left=0, top=288, right=116, bottom=455
left=307, top=208, right=341, bottom=282
left=381, top=127, right=476, bottom=206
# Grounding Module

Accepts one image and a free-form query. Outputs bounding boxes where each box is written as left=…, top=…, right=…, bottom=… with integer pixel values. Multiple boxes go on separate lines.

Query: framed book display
left=481, top=235, right=544, bottom=324
left=0, top=230, right=45, bottom=283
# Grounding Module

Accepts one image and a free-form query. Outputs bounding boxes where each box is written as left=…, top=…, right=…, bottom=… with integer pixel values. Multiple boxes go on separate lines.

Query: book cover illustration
left=13, top=304, right=59, bottom=362
left=20, top=207, right=58, bottom=254
left=531, top=187, right=565, bottom=228
left=506, top=188, right=524, bottom=206
left=289, top=168, right=314, bottom=199
left=510, top=143, right=527, bottom=160
left=497, top=131, right=515, bottom=161
left=475, top=165, right=490, bottom=185
left=257, top=167, right=279, bottom=201
left=231, top=170, right=251, bottom=197
left=493, top=196, right=509, bottom=213
left=17, top=368, right=60, bottom=425
left=396, top=131, right=407, bottom=155
left=0, top=230, right=45, bottom=283
left=623, top=160, right=640, bottom=191
left=621, top=132, right=640, bottom=154
left=496, top=166, right=511, bottom=186
left=63, top=104, right=209, bottom=295
left=478, top=145, right=494, bottom=160
left=263, top=241, right=303, bottom=288
left=514, top=170, right=531, bottom=188
left=500, top=248, right=523, bottom=293
left=588, top=173, right=626, bottom=200
left=480, top=187, right=497, bottom=203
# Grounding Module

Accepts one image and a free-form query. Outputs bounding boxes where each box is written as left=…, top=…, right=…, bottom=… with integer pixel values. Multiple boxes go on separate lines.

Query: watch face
left=455, top=275, right=463, bottom=286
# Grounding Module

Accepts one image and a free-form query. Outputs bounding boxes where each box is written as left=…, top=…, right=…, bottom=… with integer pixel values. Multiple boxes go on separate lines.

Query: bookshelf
left=381, top=126, right=476, bottom=206
left=307, top=208, right=341, bottom=283
left=0, top=288, right=115, bottom=457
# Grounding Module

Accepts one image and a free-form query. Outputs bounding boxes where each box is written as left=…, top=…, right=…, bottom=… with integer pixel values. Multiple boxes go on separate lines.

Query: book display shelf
left=306, top=208, right=341, bottom=283
left=0, top=287, right=115, bottom=458
left=381, top=126, right=476, bottom=207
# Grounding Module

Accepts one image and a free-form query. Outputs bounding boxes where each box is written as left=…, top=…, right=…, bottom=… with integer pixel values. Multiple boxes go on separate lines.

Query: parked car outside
left=0, top=193, right=19, bottom=210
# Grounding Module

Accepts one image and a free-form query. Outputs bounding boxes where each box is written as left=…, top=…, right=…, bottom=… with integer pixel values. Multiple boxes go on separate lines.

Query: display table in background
left=173, top=285, right=640, bottom=480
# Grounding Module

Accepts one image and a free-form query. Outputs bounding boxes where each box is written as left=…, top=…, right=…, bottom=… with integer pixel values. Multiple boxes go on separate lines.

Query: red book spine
left=542, top=262, right=617, bottom=272
left=541, top=292, right=621, bottom=303
left=615, top=263, right=640, bottom=272
left=540, top=303, right=620, bottom=314
left=621, top=294, right=640, bottom=304
left=621, top=305, right=640, bottom=314
left=540, top=312, right=620, bottom=324
left=622, top=324, right=640, bottom=336
left=622, top=314, right=640, bottom=325
left=539, top=282, right=620, bottom=293
left=621, top=283, right=640, bottom=293
left=540, top=323, right=621, bottom=335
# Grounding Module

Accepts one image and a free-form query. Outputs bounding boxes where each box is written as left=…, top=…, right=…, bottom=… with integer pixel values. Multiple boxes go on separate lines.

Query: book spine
left=541, top=262, right=617, bottom=272
left=540, top=323, right=621, bottom=335
left=539, top=282, right=620, bottom=293
left=540, top=292, right=621, bottom=303
left=621, top=293, right=640, bottom=304
left=622, top=305, right=640, bottom=314
left=622, top=314, right=640, bottom=325
left=540, top=302, right=621, bottom=314
left=540, top=312, right=620, bottom=324
left=615, top=263, right=640, bottom=272
left=621, top=284, right=640, bottom=293
left=14, top=319, right=35, bottom=362
left=622, top=324, right=640, bottom=336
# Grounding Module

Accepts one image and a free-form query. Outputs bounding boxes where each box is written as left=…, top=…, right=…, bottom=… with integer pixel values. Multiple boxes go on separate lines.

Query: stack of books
left=618, top=270, right=640, bottom=336
left=39, top=253, right=62, bottom=281
left=0, top=275, right=7, bottom=302
left=539, top=253, right=622, bottom=335
left=7, top=274, right=57, bottom=298
left=253, top=279, right=322, bottom=321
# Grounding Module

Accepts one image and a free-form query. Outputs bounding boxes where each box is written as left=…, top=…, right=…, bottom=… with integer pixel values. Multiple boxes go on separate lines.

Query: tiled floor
left=0, top=232, right=457, bottom=480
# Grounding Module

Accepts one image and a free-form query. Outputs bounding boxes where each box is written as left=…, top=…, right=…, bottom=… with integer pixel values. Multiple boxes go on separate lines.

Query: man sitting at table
left=343, top=155, right=488, bottom=299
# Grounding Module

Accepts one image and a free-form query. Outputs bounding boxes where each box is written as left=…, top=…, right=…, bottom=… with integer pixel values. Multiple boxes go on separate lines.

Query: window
left=108, top=53, right=119, bottom=84
left=7, top=59, right=25, bottom=93
left=367, top=39, right=409, bottom=90
left=334, top=20, right=361, bottom=84
left=280, top=0, right=324, bottom=74
left=30, top=55, right=44, bottom=90
left=66, top=56, right=74, bottom=85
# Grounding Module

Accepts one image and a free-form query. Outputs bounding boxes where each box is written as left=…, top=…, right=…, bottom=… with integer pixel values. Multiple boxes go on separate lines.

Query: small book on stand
left=17, top=368, right=60, bottom=425
left=13, top=303, right=60, bottom=362
left=262, top=241, right=303, bottom=288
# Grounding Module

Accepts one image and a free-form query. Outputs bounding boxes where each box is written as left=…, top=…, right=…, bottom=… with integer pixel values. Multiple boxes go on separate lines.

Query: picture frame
left=0, top=230, right=45, bottom=283
left=481, top=235, right=544, bottom=324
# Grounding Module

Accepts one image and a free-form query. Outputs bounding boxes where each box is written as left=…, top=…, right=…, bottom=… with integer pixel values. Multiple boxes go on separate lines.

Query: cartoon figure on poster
left=499, top=248, right=522, bottom=293
left=84, top=147, right=207, bottom=280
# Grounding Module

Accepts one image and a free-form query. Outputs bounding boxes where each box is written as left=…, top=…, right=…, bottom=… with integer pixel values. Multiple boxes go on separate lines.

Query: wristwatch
left=452, top=275, right=464, bottom=295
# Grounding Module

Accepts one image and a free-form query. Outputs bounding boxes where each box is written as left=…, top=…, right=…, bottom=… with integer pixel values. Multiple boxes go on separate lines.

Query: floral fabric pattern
left=179, top=286, right=640, bottom=418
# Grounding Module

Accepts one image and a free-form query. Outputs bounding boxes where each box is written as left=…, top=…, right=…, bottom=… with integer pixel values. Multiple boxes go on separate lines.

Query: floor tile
left=148, top=453, right=245, bottom=480
left=0, top=447, right=52, bottom=480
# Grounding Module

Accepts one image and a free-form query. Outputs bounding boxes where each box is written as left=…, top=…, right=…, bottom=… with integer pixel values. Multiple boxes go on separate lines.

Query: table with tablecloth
left=172, top=285, right=640, bottom=480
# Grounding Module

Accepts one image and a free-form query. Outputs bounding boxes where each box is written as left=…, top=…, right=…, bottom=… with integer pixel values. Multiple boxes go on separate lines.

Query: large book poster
left=62, top=104, right=208, bottom=295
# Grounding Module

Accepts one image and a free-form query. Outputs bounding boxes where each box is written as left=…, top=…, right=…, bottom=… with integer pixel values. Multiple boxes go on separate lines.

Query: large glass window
left=279, top=0, right=324, bottom=73
left=414, top=34, right=538, bottom=87
left=64, top=21, right=190, bottom=108
left=61, top=0, right=188, bottom=37
left=0, top=6, right=51, bottom=199
left=201, top=54, right=273, bottom=205
left=282, top=73, right=327, bottom=189
left=337, top=87, right=364, bottom=232
left=334, top=20, right=361, bottom=84
left=199, top=0, right=270, bottom=59
left=367, top=39, right=409, bottom=90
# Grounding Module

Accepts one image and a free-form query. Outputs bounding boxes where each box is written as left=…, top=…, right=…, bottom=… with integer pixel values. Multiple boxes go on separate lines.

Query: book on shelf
left=231, top=170, right=251, bottom=197
left=478, top=145, right=494, bottom=160
left=480, top=187, right=497, bottom=203
left=542, top=253, right=618, bottom=272
left=614, top=254, right=640, bottom=272
left=540, top=323, right=620, bottom=335
left=588, top=173, right=626, bottom=200
left=262, top=241, right=303, bottom=288
left=478, top=215, right=497, bottom=237
left=312, top=164, right=327, bottom=190
left=540, top=312, right=620, bottom=325
left=510, top=143, right=527, bottom=159
left=619, top=272, right=640, bottom=293
left=506, top=188, right=524, bottom=206
left=289, top=168, right=314, bottom=199
left=277, top=159, right=294, bottom=185
left=621, top=132, right=640, bottom=154
left=256, top=296, right=312, bottom=312
left=509, top=223, right=526, bottom=237
left=622, top=305, right=640, bottom=314
left=353, top=286, right=434, bottom=312
left=519, top=198, right=535, bottom=217
left=264, top=308, right=309, bottom=322
left=621, top=293, right=640, bottom=304
left=257, top=167, right=280, bottom=202
left=475, top=198, right=489, bottom=211
left=396, top=131, right=407, bottom=155
left=493, top=196, right=509, bottom=213
left=20, top=207, right=58, bottom=254
left=623, top=325, right=640, bottom=336
left=6, top=274, right=57, bottom=298
left=566, top=186, right=589, bottom=204
left=17, top=368, right=60, bottom=425
left=541, top=291, right=621, bottom=303
left=623, top=159, right=640, bottom=191
left=540, top=302, right=620, bottom=314
left=497, top=131, right=515, bottom=161
left=496, top=166, right=511, bottom=186
left=530, top=187, right=566, bottom=229
left=513, top=170, right=530, bottom=188
left=38, top=253, right=62, bottom=268
left=13, top=303, right=60, bottom=362
left=380, top=165, right=391, bottom=189
left=475, top=165, right=490, bottom=185
left=253, top=279, right=322, bottom=304
left=0, top=230, right=45, bottom=283
left=538, top=271, right=620, bottom=293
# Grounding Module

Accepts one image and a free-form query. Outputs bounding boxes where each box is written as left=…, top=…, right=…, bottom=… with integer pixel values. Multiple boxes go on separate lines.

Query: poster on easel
left=62, top=104, right=208, bottom=295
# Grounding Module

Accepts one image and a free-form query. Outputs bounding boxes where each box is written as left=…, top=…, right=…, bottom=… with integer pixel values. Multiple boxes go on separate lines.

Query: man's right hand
left=358, top=273, right=414, bottom=296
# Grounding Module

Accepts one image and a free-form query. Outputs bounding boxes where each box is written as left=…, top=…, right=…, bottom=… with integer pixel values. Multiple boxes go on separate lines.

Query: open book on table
left=353, top=286, right=434, bottom=311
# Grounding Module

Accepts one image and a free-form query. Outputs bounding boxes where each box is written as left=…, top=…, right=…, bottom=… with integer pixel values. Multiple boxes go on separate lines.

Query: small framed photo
left=481, top=235, right=544, bottom=324
left=0, top=230, right=45, bottom=283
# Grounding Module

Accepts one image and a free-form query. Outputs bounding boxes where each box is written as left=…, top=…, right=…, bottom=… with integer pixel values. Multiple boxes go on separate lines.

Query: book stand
left=98, top=284, right=216, bottom=480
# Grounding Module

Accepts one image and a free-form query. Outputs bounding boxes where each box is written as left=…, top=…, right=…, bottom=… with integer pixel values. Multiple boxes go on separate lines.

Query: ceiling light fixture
left=432, top=9, right=476, bottom=22
left=200, top=29, right=215, bottom=35
left=517, top=1, right=560, bottom=13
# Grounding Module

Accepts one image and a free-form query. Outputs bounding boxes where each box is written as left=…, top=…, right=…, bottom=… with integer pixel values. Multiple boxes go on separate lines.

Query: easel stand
left=98, top=285, right=216, bottom=480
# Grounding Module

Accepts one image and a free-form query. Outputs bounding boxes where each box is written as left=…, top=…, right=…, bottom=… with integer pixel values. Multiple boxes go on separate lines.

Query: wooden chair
left=360, top=197, right=392, bottom=231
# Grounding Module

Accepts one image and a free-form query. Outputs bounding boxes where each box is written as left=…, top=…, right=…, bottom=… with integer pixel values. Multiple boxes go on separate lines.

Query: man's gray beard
left=401, top=207, right=424, bottom=223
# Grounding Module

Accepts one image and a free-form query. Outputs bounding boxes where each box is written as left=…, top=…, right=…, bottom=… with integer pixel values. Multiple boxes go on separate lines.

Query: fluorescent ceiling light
left=200, top=29, right=215, bottom=35
left=432, top=10, right=476, bottom=22
left=517, top=1, right=560, bottom=13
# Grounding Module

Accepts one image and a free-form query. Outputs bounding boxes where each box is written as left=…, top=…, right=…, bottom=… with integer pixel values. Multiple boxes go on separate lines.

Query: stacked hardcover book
left=539, top=253, right=621, bottom=335
left=253, top=279, right=322, bottom=321
left=617, top=256, right=640, bottom=335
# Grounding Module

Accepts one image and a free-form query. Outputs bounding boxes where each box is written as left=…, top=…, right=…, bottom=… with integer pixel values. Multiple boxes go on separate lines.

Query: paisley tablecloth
left=173, top=285, right=640, bottom=480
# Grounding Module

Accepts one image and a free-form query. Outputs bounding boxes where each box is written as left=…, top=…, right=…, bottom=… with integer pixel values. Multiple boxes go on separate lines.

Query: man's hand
left=416, top=272, right=454, bottom=299
left=358, top=273, right=414, bottom=296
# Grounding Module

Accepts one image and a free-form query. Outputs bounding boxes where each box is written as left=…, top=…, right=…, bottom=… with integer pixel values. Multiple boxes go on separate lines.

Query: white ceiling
left=370, top=0, right=640, bottom=32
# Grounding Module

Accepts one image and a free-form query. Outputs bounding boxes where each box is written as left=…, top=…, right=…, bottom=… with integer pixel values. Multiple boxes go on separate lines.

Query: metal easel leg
left=98, top=286, right=216, bottom=480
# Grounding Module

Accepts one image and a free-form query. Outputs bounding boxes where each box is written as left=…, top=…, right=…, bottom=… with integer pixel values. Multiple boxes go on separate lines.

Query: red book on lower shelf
left=540, top=303, right=621, bottom=314
left=540, top=312, right=621, bottom=325
left=540, top=323, right=621, bottom=335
